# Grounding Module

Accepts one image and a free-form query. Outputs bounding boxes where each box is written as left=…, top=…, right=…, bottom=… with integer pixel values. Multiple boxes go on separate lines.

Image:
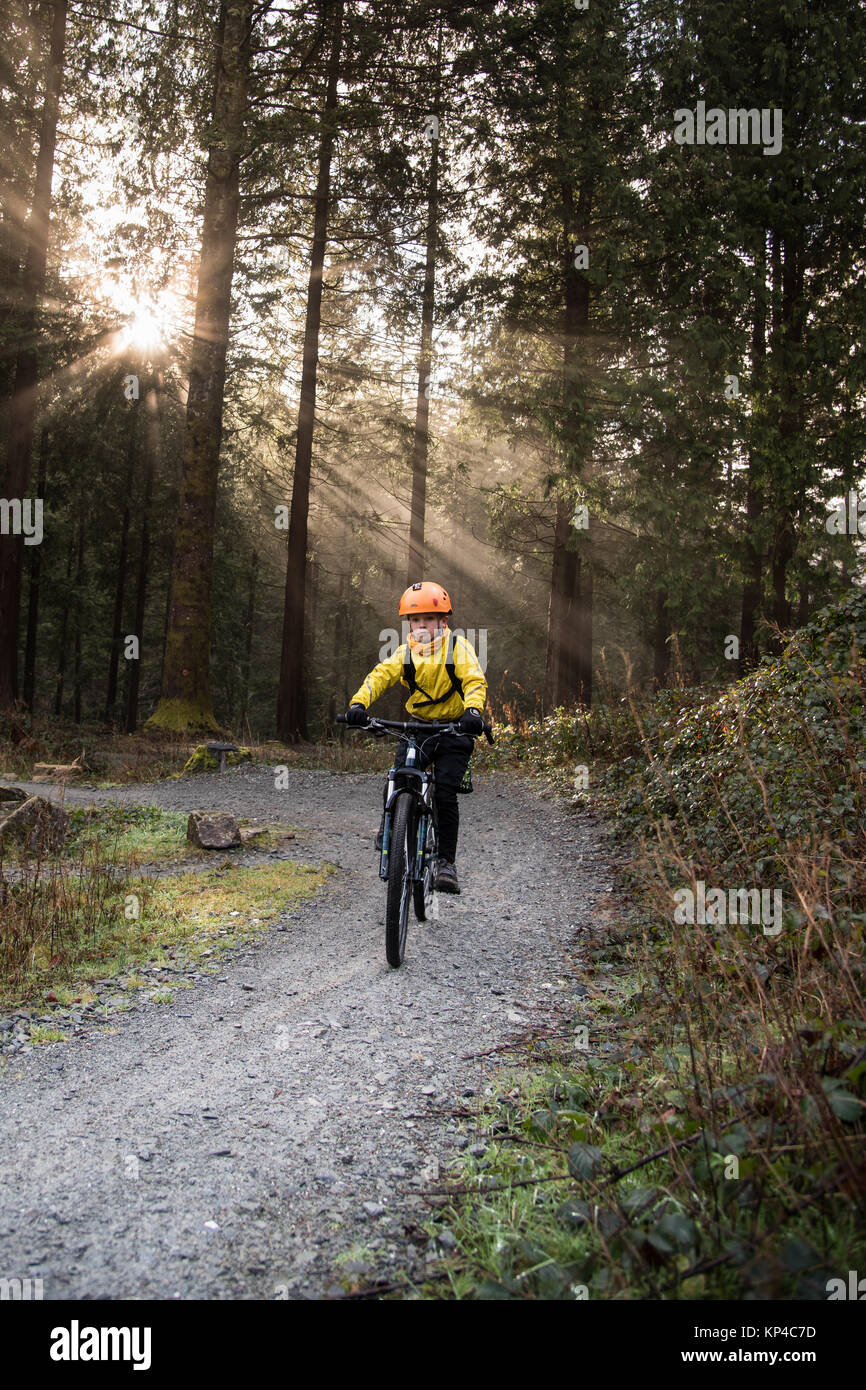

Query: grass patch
left=29, top=1025, right=68, bottom=1045
left=58, top=803, right=297, bottom=866
left=421, top=1020, right=866, bottom=1301
left=1, top=839, right=334, bottom=1012
left=141, top=861, right=332, bottom=962
left=64, top=803, right=198, bottom=865
left=1, top=802, right=200, bottom=868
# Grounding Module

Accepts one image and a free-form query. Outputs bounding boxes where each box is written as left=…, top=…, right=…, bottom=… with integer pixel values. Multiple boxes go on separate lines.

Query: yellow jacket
left=350, top=629, right=487, bottom=722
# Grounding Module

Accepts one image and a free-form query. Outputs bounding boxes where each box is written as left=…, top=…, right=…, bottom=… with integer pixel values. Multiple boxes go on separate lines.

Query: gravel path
left=0, top=762, right=617, bottom=1300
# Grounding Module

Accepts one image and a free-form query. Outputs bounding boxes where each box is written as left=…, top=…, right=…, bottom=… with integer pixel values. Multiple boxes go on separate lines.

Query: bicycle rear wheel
left=385, top=791, right=413, bottom=967
left=413, top=796, right=437, bottom=921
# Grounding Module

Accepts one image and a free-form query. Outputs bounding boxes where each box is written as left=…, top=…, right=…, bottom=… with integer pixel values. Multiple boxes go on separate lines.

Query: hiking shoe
left=434, top=858, right=460, bottom=894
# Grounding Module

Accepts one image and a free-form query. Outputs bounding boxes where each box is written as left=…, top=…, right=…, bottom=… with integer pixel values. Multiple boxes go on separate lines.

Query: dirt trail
left=0, top=763, right=616, bottom=1299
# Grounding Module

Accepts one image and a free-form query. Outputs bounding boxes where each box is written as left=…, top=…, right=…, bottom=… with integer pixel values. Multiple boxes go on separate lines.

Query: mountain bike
left=337, top=714, right=494, bottom=967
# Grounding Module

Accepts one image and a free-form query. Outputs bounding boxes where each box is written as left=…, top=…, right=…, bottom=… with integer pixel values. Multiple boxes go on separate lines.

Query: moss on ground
left=144, top=699, right=220, bottom=734
left=181, top=745, right=253, bottom=775
left=2, top=846, right=333, bottom=1012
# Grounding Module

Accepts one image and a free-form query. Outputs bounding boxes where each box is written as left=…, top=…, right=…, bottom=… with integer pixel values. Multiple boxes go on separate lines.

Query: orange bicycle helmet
left=398, top=580, right=453, bottom=616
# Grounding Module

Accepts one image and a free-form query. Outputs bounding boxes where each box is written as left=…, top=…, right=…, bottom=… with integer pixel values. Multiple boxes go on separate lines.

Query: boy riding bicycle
left=345, top=580, right=488, bottom=894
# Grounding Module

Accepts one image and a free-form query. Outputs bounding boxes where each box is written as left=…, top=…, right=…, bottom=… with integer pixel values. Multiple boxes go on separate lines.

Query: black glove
left=346, top=703, right=369, bottom=727
left=458, top=708, right=484, bottom=736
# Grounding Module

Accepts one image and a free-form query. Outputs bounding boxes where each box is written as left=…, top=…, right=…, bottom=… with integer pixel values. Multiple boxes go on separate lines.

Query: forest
left=1, top=0, right=865, bottom=1314
left=1, top=0, right=863, bottom=745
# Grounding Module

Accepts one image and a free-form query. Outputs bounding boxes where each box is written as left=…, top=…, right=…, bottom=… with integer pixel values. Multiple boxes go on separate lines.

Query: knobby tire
left=385, top=791, right=413, bottom=967
left=413, top=797, right=437, bottom=922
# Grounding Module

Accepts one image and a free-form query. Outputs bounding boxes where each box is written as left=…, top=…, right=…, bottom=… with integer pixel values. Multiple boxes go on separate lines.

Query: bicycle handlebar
left=337, top=713, right=495, bottom=745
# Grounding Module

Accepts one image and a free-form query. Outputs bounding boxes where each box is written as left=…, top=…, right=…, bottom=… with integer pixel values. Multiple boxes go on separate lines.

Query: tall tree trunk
left=22, top=426, right=48, bottom=710
left=576, top=538, right=592, bottom=704
left=276, top=0, right=344, bottom=744
left=327, top=567, right=346, bottom=727
left=741, top=472, right=763, bottom=665
left=653, top=584, right=669, bottom=687
left=795, top=581, right=810, bottom=628
left=740, top=231, right=767, bottom=666
left=770, top=229, right=805, bottom=639
left=239, top=548, right=257, bottom=732
left=545, top=69, right=593, bottom=709
left=105, top=403, right=138, bottom=721
left=771, top=511, right=794, bottom=635
left=159, top=531, right=175, bottom=693
left=125, top=458, right=153, bottom=734
left=147, top=0, right=256, bottom=733
left=301, top=552, right=320, bottom=738
left=126, top=380, right=160, bottom=732
left=543, top=493, right=581, bottom=708
left=54, top=530, right=74, bottom=716
left=407, top=19, right=442, bottom=584
left=72, top=509, right=84, bottom=723
left=0, top=0, right=44, bottom=412
left=0, top=0, right=67, bottom=708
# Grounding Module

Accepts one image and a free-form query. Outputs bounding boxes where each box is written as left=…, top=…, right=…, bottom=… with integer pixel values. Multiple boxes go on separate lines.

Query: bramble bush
left=437, top=588, right=866, bottom=1300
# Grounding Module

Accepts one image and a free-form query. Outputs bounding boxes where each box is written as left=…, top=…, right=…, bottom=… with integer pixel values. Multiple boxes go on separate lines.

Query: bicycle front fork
left=378, top=789, right=433, bottom=883
left=413, top=811, right=429, bottom=879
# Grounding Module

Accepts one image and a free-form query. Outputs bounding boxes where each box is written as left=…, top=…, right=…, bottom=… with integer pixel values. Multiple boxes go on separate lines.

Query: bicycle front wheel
left=385, top=791, right=413, bottom=967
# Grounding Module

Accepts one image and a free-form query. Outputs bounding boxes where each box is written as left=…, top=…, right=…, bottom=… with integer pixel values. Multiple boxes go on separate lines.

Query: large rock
left=238, top=825, right=268, bottom=845
left=0, top=795, right=69, bottom=853
left=187, top=811, right=241, bottom=849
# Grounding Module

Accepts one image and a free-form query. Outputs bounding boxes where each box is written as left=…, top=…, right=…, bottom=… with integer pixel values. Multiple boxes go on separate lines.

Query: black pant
left=387, top=730, right=473, bottom=863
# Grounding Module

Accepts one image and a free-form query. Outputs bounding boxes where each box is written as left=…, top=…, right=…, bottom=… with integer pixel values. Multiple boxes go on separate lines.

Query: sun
left=96, top=276, right=185, bottom=357
left=127, top=307, right=164, bottom=351
left=119, top=298, right=172, bottom=353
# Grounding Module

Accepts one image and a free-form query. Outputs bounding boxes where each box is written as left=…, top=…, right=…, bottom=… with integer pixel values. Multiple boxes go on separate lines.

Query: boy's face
left=408, top=611, right=447, bottom=642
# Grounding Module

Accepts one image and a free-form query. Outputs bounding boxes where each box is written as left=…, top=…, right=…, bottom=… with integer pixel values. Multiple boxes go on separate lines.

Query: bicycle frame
left=336, top=710, right=494, bottom=886
left=336, top=710, right=495, bottom=966
left=378, top=729, right=441, bottom=883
